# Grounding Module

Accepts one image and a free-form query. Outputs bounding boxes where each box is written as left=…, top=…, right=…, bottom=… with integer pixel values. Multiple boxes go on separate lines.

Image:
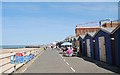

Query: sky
left=2, top=2, right=118, bottom=45
left=1, top=0, right=120, bottom=2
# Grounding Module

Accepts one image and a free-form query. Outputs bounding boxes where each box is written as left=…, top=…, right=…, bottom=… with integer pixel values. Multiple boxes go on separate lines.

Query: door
left=99, top=36, right=106, bottom=62
left=87, top=39, right=91, bottom=57
left=79, top=41, right=82, bottom=54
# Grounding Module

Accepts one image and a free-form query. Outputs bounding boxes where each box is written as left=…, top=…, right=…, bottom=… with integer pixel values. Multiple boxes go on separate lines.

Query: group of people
left=63, top=46, right=74, bottom=57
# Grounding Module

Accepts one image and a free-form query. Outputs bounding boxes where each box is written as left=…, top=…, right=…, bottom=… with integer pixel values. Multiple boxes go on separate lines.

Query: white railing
left=0, top=48, right=42, bottom=73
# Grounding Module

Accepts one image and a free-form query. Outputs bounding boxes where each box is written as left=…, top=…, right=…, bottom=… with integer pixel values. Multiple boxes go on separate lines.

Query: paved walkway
left=24, top=48, right=73, bottom=73
left=24, top=48, right=120, bottom=73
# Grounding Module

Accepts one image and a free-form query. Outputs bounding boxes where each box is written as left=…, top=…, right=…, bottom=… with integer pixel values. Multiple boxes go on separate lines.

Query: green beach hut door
left=87, top=39, right=91, bottom=57
left=99, top=36, right=106, bottom=62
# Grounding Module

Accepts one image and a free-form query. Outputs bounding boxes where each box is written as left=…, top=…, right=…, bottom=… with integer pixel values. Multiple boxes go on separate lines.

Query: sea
left=0, top=45, right=26, bottom=49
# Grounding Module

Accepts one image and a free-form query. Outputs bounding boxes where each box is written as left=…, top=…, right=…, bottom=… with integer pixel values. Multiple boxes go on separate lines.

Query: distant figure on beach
left=51, top=46, right=53, bottom=49
left=63, top=46, right=68, bottom=52
left=44, top=47, right=46, bottom=50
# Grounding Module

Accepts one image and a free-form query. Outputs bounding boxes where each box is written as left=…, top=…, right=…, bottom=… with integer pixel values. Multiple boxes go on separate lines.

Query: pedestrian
left=44, top=47, right=46, bottom=50
left=64, top=46, right=68, bottom=52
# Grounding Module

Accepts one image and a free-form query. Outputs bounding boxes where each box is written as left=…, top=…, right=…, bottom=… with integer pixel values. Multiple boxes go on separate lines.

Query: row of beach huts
left=64, top=22, right=120, bottom=67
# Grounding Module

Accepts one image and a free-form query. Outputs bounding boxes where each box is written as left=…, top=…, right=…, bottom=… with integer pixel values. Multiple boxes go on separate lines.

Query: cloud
left=48, top=2, right=118, bottom=12
left=2, top=3, right=43, bottom=12
left=2, top=2, right=118, bottom=12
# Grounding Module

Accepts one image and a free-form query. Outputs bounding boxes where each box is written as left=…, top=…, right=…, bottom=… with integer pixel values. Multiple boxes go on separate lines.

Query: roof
left=101, top=27, right=116, bottom=33
left=111, top=25, right=120, bottom=34
left=75, top=36, right=79, bottom=40
left=94, top=26, right=119, bottom=37
left=76, top=26, right=100, bottom=29
left=80, top=35, right=85, bottom=39
left=87, top=32, right=96, bottom=37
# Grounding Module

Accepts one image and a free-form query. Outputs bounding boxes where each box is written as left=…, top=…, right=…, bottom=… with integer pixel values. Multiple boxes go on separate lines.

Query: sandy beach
left=0, top=48, right=38, bottom=54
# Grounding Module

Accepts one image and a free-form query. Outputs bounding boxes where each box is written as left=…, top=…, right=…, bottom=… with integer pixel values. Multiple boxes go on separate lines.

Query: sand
left=0, top=48, right=38, bottom=54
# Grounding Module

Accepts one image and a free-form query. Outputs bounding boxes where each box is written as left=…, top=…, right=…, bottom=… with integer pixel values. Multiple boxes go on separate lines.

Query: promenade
left=23, top=48, right=120, bottom=73
left=0, top=48, right=41, bottom=73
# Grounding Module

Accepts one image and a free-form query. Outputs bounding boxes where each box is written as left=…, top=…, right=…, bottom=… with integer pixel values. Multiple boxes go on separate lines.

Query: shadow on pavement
left=56, top=48, right=120, bottom=74
left=80, top=56, right=120, bottom=74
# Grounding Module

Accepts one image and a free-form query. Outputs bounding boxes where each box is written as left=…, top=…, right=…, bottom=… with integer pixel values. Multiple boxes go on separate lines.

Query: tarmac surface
left=23, top=48, right=120, bottom=73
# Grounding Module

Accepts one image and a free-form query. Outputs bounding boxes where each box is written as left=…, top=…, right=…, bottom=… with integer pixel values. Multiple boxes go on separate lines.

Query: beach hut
left=84, top=32, right=96, bottom=59
left=71, top=37, right=75, bottom=47
left=74, top=37, right=77, bottom=47
left=76, top=36, right=80, bottom=50
left=71, top=37, right=76, bottom=47
left=111, top=25, right=120, bottom=67
left=79, top=35, right=86, bottom=56
left=94, top=27, right=117, bottom=64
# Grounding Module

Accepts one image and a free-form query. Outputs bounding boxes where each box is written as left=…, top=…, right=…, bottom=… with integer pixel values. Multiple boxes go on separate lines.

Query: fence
left=0, top=48, right=42, bottom=73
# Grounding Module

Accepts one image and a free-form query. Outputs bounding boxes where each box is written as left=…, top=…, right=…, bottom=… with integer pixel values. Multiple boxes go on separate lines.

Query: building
left=64, top=35, right=74, bottom=42
left=84, top=32, right=96, bottom=59
left=110, top=25, right=120, bottom=67
left=102, top=22, right=120, bottom=28
left=94, top=27, right=118, bottom=64
left=75, top=36, right=80, bottom=49
left=75, top=26, right=100, bottom=37
left=79, top=35, right=86, bottom=56
left=75, top=22, right=120, bottom=37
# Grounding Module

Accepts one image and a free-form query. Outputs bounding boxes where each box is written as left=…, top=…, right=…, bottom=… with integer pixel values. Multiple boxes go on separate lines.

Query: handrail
left=0, top=48, right=41, bottom=73
left=0, top=61, right=11, bottom=67
left=2, top=66, right=14, bottom=73
left=0, top=55, right=12, bottom=60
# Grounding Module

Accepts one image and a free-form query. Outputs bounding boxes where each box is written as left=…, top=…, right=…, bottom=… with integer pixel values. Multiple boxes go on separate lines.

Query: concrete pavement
left=24, top=48, right=120, bottom=73
left=24, top=48, right=73, bottom=73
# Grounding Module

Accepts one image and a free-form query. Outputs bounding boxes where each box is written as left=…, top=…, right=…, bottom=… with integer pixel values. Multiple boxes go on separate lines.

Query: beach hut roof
left=94, top=27, right=117, bottom=37
left=101, top=27, right=116, bottom=33
left=111, top=25, right=120, bottom=34
left=101, top=26, right=120, bottom=34
left=87, top=32, right=96, bottom=37
left=80, top=35, right=85, bottom=39
left=75, top=36, right=79, bottom=40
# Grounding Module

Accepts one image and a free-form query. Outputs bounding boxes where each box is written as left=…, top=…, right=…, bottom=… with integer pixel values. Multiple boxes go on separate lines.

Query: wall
left=102, top=22, right=120, bottom=28
left=75, top=27, right=99, bottom=36
left=84, top=34, right=94, bottom=59
left=114, top=28, right=120, bottom=67
left=94, top=30, right=112, bottom=64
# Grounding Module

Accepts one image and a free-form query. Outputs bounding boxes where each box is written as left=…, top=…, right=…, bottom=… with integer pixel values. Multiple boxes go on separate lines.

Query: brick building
left=75, top=22, right=120, bottom=37
left=74, top=21, right=120, bottom=56
left=102, top=22, right=120, bottom=28
left=75, top=26, right=100, bottom=37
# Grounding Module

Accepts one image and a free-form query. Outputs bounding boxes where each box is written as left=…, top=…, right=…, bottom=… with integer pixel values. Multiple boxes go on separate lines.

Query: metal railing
left=0, top=48, right=42, bottom=73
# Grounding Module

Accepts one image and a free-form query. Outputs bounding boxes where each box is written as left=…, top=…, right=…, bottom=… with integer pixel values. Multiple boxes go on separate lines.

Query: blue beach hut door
left=99, top=36, right=106, bottom=62
left=86, top=39, right=91, bottom=57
